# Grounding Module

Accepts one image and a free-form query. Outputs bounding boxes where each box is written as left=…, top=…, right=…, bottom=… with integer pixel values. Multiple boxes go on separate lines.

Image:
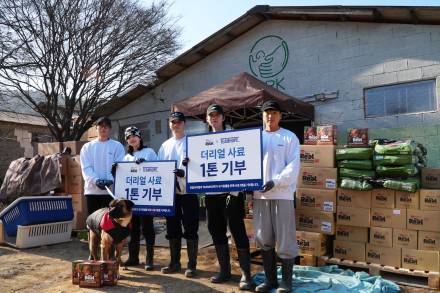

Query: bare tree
left=0, top=0, right=180, bottom=141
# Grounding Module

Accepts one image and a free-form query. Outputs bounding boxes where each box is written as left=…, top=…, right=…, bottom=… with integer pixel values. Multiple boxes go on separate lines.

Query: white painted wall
left=111, top=20, right=440, bottom=150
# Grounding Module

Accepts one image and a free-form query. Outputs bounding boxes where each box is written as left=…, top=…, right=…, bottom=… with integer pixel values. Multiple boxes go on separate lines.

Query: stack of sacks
left=336, top=129, right=375, bottom=191
left=373, top=140, right=427, bottom=193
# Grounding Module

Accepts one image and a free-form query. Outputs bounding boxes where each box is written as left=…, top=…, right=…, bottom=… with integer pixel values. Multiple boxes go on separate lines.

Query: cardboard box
left=296, top=188, right=336, bottom=212
left=71, top=193, right=87, bottom=213
left=296, top=231, right=329, bottom=256
left=38, top=142, right=63, bottom=156
left=370, top=227, right=393, bottom=247
left=333, top=240, right=366, bottom=261
left=347, top=128, right=369, bottom=148
left=99, top=260, right=119, bottom=286
left=296, top=209, right=335, bottom=235
left=336, top=206, right=370, bottom=227
left=420, top=189, right=440, bottom=210
left=72, top=260, right=83, bottom=285
left=371, top=189, right=395, bottom=209
left=317, top=125, right=337, bottom=145
left=337, top=189, right=372, bottom=208
left=79, top=261, right=104, bottom=288
left=401, top=248, right=440, bottom=272
left=395, top=191, right=419, bottom=209
left=407, top=209, right=440, bottom=232
left=299, top=254, right=318, bottom=266
left=73, top=211, right=87, bottom=230
left=63, top=141, right=88, bottom=155
left=418, top=231, right=440, bottom=251
left=371, top=208, right=407, bottom=229
left=297, top=167, right=338, bottom=190
left=421, top=168, right=440, bottom=189
left=393, top=229, right=417, bottom=249
left=335, top=225, right=369, bottom=243
left=67, top=155, right=82, bottom=176
left=67, top=175, right=84, bottom=194
left=366, top=244, right=401, bottom=267
left=300, top=145, right=336, bottom=168
left=304, top=126, right=318, bottom=145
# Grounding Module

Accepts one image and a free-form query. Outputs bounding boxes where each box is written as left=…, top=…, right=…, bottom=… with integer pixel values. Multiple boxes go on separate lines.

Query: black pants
left=205, top=193, right=249, bottom=249
left=86, top=194, right=113, bottom=215
left=130, top=215, right=155, bottom=246
left=166, top=194, right=199, bottom=240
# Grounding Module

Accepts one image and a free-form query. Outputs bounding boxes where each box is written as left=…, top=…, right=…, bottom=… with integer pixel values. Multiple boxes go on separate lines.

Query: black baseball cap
left=95, top=116, right=112, bottom=127
left=207, top=104, right=224, bottom=115
left=261, top=100, right=281, bottom=112
left=170, top=111, right=186, bottom=122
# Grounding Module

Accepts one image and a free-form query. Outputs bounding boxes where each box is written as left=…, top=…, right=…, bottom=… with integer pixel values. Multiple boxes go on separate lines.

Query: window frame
left=363, top=78, right=438, bottom=119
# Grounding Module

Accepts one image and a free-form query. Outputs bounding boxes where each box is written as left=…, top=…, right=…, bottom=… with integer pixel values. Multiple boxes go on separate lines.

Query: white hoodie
left=254, top=128, right=300, bottom=200
left=157, top=136, right=187, bottom=195
left=80, top=138, right=125, bottom=195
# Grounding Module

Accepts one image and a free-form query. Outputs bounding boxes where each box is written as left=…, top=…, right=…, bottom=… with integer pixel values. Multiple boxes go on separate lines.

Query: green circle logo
left=249, top=35, right=289, bottom=79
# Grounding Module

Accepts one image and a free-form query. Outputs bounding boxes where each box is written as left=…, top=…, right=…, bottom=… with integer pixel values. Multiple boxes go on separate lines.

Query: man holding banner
left=158, top=111, right=199, bottom=278
left=253, top=100, right=300, bottom=293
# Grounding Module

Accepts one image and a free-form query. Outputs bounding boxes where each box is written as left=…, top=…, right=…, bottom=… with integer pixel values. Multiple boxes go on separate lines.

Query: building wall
left=111, top=20, right=440, bottom=162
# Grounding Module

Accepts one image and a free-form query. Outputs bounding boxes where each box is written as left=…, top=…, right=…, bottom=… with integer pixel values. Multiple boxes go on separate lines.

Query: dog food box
left=99, top=260, right=119, bottom=286
left=421, top=168, right=440, bottom=189
left=317, top=125, right=337, bottom=145
left=347, top=128, right=369, bottom=148
left=304, top=126, right=318, bottom=145
left=79, top=261, right=104, bottom=288
left=72, top=260, right=83, bottom=285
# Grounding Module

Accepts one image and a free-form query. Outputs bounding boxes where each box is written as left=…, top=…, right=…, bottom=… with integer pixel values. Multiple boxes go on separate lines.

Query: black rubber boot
left=123, top=242, right=140, bottom=266
left=185, top=239, right=198, bottom=278
left=161, top=239, right=182, bottom=274
left=255, top=249, right=278, bottom=292
left=210, top=244, right=232, bottom=283
left=276, top=258, right=294, bottom=293
left=237, top=248, right=254, bottom=290
left=145, top=245, right=154, bottom=271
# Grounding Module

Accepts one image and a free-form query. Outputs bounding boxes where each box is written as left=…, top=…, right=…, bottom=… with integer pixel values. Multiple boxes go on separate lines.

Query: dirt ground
left=0, top=238, right=261, bottom=293
left=0, top=239, right=437, bottom=293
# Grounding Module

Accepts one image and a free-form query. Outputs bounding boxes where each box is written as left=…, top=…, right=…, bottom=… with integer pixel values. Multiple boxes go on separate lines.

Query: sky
left=145, top=0, right=440, bottom=53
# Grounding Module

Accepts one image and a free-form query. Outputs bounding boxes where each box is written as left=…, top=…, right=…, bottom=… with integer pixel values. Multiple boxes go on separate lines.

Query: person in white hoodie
left=80, top=117, right=125, bottom=215
left=253, top=100, right=300, bottom=293
left=120, top=126, right=157, bottom=271
left=158, top=111, right=199, bottom=278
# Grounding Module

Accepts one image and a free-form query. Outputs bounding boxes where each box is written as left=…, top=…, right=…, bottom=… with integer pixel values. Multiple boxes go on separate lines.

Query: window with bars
left=364, top=80, right=437, bottom=118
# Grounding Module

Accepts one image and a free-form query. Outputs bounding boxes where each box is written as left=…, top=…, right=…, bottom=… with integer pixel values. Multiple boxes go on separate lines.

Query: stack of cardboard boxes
left=38, top=141, right=88, bottom=229
left=296, top=126, right=337, bottom=264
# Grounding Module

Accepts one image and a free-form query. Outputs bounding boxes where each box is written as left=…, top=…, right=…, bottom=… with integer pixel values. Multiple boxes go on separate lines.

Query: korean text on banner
left=186, top=128, right=263, bottom=193
left=113, top=161, right=176, bottom=216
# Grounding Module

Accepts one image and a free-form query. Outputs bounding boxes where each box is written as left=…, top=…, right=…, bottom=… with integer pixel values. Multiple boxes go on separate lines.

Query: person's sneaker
left=123, top=258, right=139, bottom=267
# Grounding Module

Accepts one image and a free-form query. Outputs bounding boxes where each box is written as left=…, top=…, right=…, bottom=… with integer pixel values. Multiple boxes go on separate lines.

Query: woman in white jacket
left=121, top=126, right=157, bottom=271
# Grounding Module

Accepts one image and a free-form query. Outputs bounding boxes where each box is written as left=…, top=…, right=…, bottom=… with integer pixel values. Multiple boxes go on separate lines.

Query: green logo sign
left=249, top=35, right=289, bottom=81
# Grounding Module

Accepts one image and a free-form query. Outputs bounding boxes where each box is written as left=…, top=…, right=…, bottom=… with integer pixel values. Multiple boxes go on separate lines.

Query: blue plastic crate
left=0, top=196, right=74, bottom=237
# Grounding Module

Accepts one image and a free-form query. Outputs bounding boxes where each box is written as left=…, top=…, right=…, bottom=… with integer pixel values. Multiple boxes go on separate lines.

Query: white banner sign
left=113, top=161, right=176, bottom=216
left=186, top=127, right=263, bottom=193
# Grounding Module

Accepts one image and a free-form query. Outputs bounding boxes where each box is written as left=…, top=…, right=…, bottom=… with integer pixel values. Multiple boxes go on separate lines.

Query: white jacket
left=158, top=136, right=187, bottom=194
left=80, top=138, right=125, bottom=195
left=123, top=148, right=157, bottom=162
left=254, top=128, right=300, bottom=200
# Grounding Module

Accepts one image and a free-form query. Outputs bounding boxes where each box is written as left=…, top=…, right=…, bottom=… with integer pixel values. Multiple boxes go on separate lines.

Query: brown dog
left=86, top=199, right=134, bottom=266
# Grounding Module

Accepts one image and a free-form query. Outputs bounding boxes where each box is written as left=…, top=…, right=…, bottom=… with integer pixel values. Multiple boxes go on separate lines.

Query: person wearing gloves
left=116, top=126, right=158, bottom=270
left=158, top=111, right=199, bottom=278
left=253, top=100, right=300, bottom=293
left=203, top=104, right=253, bottom=291
left=80, top=117, right=125, bottom=215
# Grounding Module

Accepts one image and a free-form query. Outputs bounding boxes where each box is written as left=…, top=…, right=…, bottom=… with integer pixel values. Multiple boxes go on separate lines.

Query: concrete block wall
left=111, top=20, right=440, bottom=151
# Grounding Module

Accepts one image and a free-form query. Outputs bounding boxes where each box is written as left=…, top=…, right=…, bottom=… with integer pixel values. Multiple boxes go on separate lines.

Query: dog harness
left=86, top=208, right=131, bottom=244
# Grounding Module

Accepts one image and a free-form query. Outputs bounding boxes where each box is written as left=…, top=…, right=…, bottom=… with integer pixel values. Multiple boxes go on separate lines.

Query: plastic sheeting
left=253, top=265, right=400, bottom=293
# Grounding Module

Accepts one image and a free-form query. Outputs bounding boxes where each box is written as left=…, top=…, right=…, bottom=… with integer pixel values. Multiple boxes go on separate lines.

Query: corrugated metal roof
left=156, top=5, right=440, bottom=82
